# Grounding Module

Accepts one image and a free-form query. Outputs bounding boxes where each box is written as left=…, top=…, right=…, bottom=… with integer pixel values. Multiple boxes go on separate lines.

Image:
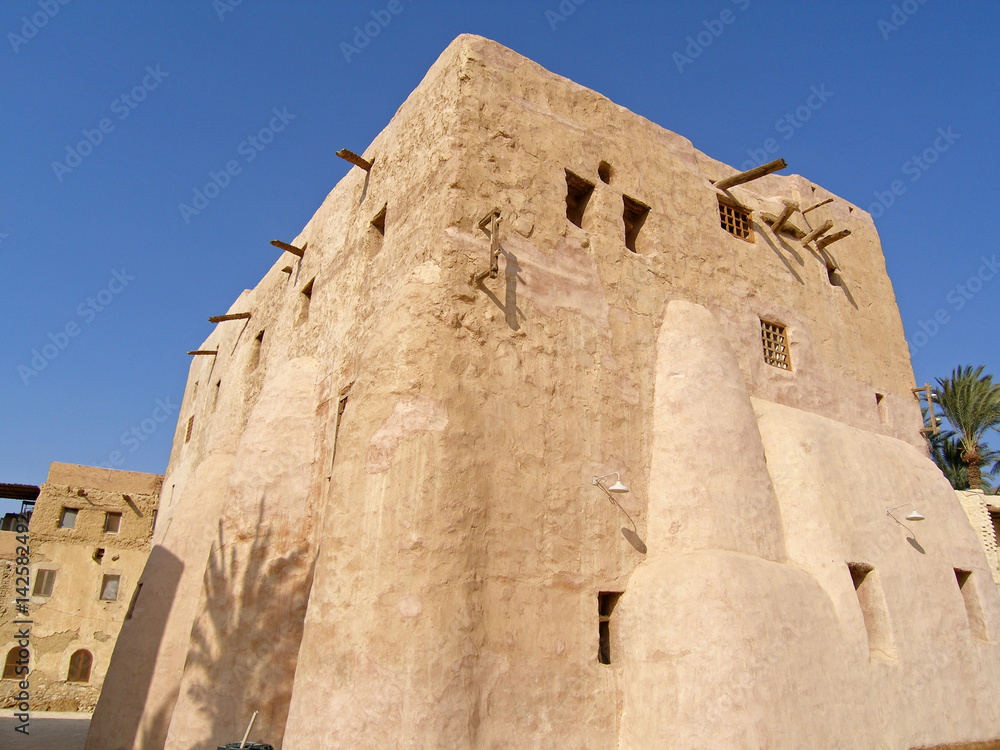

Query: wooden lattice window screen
left=719, top=199, right=752, bottom=240
left=761, top=320, right=790, bottom=370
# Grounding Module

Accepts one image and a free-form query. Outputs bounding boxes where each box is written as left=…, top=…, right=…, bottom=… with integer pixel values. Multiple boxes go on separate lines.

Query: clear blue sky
left=2, top=1, right=998, bottom=514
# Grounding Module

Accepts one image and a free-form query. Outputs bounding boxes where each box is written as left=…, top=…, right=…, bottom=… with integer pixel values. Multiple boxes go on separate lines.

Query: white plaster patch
left=397, top=594, right=423, bottom=618
left=366, top=396, right=448, bottom=473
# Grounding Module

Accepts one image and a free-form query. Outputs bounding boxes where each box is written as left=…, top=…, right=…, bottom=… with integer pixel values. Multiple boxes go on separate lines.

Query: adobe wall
left=956, top=489, right=1000, bottom=585
left=0, top=463, right=160, bottom=712
left=89, top=35, right=1000, bottom=750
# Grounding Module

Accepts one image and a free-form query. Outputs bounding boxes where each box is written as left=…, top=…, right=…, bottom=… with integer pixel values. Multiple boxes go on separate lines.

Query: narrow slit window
left=185, top=415, right=194, bottom=443
left=719, top=198, right=753, bottom=241
left=100, top=574, right=121, bottom=601
left=298, top=279, right=314, bottom=325
left=565, top=170, right=594, bottom=228
left=213, top=380, right=221, bottom=409
left=955, top=569, right=989, bottom=640
left=623, top=195, right=650, bottom=253
left=33, top=569, right=56, bottom=597
left=331, top=393, right=349, bottom=468
left=59, top=507, right=78, bottom=529
left=760, top=320, right=790, bottom=370
left=876, top=393, right=888, bottom=425
left=104, top=512, right=122, bottom=534
left=848, top=562, right=895, bottom=656
left=598, top=591, right=623, bottom=664
left=827, top=263, right=840, bottom=286
left=250, top=330, right=264, bottom=370
left=67, top=650, right=92, bottom=683
left=371, top=204, right=386, bottom=235
left=598, top=161, right=613, bottom=184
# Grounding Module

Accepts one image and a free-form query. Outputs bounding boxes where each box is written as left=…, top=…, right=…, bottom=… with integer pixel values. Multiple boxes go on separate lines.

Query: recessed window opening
left=719, top=198, right=753, bottom=241
left=104, top=512, right=122, bottom=534
left=250, top=330, right=264, bottom=371
left=2, top=648, right=22, bottom=680
left=213, top=380, right=221, bottom=410
left=760, top=320, right=790, bottom=370
left=876, top=393, right=889, bottom=425
left=67, top=650, right=92, bottom=683
left=185, top=416, right=194, bottom=443
left=565, top=170, right=594, bottom=228
left=59, top=507, right=78, bottom=529
left=33, top=569, right=56, bottom=597
left=827, top=264, right=840, bottom=286
left=598, top=591, right=623, bottom=664
left=622, top=195, right=650, bottom=253
left=93, top=547, right=105, bottom=564
left=371, top=203, right=386, bottom=235
left=955, top=569, right=989, bottom=640
left=298, top=278, right=315, bottom=325
left=598, top=161, right=613, bottom=184
left=848, top=562, right=895, bottom=656
left=100, top=574, right=121, bottom=602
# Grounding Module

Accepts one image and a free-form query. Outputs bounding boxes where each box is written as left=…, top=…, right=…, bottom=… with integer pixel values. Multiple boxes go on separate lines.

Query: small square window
left=623, top=195, right=650, bottom=253
left=761, top=320, right=790, bottom=370
left=104, top=512, right=122, bottom=534
left=565, top=170, right=594, bottom=228
left=100, top=574, right=121, bottom=601
left=719, top=198, right=753, bottom=241
left=59, top=507, right=78, bottom=529
left=33, top=569, right=56, bottom=597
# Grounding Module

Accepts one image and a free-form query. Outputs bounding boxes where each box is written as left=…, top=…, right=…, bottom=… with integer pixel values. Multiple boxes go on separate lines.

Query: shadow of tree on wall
left=183, top=498, right=316, bottom=749
left=84, top=545, right=184, bottom=750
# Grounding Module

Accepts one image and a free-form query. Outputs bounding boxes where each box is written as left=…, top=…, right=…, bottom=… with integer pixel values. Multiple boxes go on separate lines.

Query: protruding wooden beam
left=336, top=149, right=371, bottom=171
left=208, top=312, right=252, bottom=324
left=801, top=220, right=834, bottom=245
left=271, top=240, right=305, bottom=258
left=713, top=158, right=787, bottom=191
left=802, top=197, right=834, bottom=214
left=187, top=350, right=218, bottom=356
left=770, top=201, right=798, bottom=234
left=816, top=229, right=851, bottom=250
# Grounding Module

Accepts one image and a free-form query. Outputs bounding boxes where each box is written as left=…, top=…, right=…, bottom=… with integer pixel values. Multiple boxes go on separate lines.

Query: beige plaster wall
left=0, top=463, right=160, bottom=712
left=956, top=490, right=1000, bottom=586
left=89, top=35, right=1000, bottom=750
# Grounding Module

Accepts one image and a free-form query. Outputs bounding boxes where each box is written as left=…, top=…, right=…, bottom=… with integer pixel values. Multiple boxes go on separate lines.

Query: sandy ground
left=0, top=709, right=91, bottom=750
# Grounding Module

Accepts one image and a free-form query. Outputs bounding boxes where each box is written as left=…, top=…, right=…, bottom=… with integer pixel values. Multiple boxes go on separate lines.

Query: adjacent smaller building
left=0, top=463, right=162, bottom=711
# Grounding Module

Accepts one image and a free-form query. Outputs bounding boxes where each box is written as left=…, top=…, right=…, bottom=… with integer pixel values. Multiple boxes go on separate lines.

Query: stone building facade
left=0, top=462, right=161, bottom=711
left=89, top=36, right=1000, bottom=749
left=957, top=489, right=1000, bottom=586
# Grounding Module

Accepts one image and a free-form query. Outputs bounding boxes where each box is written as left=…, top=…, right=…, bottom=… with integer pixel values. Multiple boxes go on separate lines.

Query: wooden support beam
left=208, top=312, right=251, bottom=324
left=713, top=158, right=787, bottom=191
left=187, top=350, right=218, bottom=356
left=336, top=149, right=372, bottom=171
left=802, top=197, right=834, bottom=214
left=816, top=229, right=851, bottom=250
left=271, top=240, right=306, bottom=258
left=801, top=220, right=834, bottom=245
left=770, top=201, right=798, bottom=234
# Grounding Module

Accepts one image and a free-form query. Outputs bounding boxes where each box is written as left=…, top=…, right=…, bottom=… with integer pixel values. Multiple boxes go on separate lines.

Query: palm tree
left=933, top=366, right=1000, bottom=491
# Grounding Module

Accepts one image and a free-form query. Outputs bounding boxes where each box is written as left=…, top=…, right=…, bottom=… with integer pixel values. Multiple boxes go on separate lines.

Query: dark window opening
left=955, top=569, right=989, bottom=640
left=598, top=161, right=613, bottom=184
left=848, top=562, right=895, bottom=656
left=598, top=591, right=623, bottom=664
left=827, top=263, right=840, bottom=286
left=565, top=170, right=594, bottom=228
left=59, top=507, right=77, bottom=529
left=761, top=320, right=790, bottom=370
left=719, top=198, right=752, bottom=241
left=100, top=574, right=121, bottom=602
left=623, top=195, right=650, bottom=252
left=92, top=548, right=105, bottom=564
left=67, top=650, right=92, bottom=683
left=33, top=569, right=56, bottom=597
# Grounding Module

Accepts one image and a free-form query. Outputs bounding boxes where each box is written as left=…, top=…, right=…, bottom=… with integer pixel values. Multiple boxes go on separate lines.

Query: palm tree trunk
left=967, top=457, right=982, bottom=490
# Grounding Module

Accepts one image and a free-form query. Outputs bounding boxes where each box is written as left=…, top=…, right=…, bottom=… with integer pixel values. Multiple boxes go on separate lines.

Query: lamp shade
left=905, top=509, right=925, bottom=521
left=607, top=480, right=630, bottom=494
